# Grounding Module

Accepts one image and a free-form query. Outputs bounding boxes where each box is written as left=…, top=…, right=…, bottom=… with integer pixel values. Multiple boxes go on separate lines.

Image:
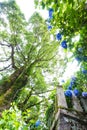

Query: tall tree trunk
left=0, top=66, right=28, bottom=112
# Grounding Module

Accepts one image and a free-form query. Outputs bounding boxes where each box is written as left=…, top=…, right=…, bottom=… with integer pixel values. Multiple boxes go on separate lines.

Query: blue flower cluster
left=64, top=77, right=80, bottom=97
left=47, top=9, right=87, bottom=100
left=35, top=120, right=41, bottom=127
left=68, top=85, right=72, bottom=90
left=65, top=78, right=76, bottom=97
left=48, top=9, right=67, bottom=49
left=73, top=89, right=79, bottom=96
left=61, top=40, right=67, bottom=49
left=64, top=90, right=72, bottom=97
left=65, top=88, right=80, bottom=97
left=75, top=56, right=82, bottom=62
left=49, top=8, right=53, bottom=19
left=72, top=76, right=76, bottom=81
left=56, top=32, right=67, bottom=49
left=47, top=8, right=54, bottom=31
left=61, top=79, right=65, bottom=83
left=80, top=66, right=87, bottom=75
left=82, top=69, right=87, bottom=74
left=48, top=25, right=52, bottom=30
left=56, top=33, right=62, bottom=40
left=82, top=92, right=87, bottom=98
left=68, top=77, right=76, bottom=90
left=75, top=56, right=87, bottom=62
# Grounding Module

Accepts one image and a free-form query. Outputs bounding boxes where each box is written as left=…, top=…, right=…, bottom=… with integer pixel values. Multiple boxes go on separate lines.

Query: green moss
left=65, top=96, right=73, bottom=109
left=57, top=106, right=86, bottom=115
left=0, top=76, right=9, bottom=85
left=0, top=95, right=8, bottom=106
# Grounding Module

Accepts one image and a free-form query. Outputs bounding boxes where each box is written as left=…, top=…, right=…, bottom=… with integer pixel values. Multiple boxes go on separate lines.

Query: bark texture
left=0, top=66, right=28, bottom=112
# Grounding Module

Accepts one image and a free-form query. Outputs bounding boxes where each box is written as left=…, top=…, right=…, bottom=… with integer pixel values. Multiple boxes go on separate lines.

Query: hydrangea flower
left=64, top=90, right=72, bottom=97
left=70, top=81, right=75, bottom=86
left=48, top=25, right=52, bottom=30
left=82, top=69, right=87, bottom=74
left=35, top=120, right=41, bottom=127
left=78, top=48, right=83, bottom=52
left=82, top=92, right=87, bottom=98
left=75, top=56, right=82, bottom=62
left=61, top=79, right=65, bottom=83
left=73, top=89, right=79, bottom=96
left=71, top=76, right=76, bottom=81
left=61, top=40, right=67, bottom=49
left=56, top=33, right=62, bottom=40
left=68, top=85, right=72, bottom=90
left=49, top=8, right=53, bottom=19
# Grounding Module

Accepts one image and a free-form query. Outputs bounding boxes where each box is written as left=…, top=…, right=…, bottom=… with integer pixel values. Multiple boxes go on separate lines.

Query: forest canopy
left=0, top=0, right=87, bottom=129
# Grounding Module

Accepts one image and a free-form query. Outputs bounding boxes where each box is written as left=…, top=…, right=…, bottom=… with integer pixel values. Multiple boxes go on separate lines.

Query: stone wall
left=50, top=86, right=87, bottom=130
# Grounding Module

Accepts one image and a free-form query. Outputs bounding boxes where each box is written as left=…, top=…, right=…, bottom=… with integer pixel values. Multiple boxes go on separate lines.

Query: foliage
left=35, top=0, right=87, bottom=126
left=0, top=103, right=28, bottom=130
left=35, top=0, right=87, bottom=93
left=0, top=0, right=87, bottom=129
left=0, top=0, right=61, bottom=129
left=45, top=90, right=56, bottom=128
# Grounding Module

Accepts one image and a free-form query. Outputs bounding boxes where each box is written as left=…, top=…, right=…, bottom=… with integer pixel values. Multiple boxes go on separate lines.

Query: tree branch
left=0, top=64, right=11, bottom=71
left=25, top=100, right=44, bottom=110
left=11, top=45, right=17, bottom=69
left=0, top=42, right=11, bottom=47
left=16, top=46, right=26, bottom=62
left=0, top=56, right=11, bottom=62
left=33, top=88, right=56, bottom=95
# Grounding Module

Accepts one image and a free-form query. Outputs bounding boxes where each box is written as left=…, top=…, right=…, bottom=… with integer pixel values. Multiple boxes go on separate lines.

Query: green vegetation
left=0, top=0, right=87, bottom=129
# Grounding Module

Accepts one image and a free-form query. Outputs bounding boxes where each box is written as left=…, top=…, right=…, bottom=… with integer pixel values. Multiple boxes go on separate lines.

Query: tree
left=1, top=0, right=87, bottom=129
left=0, top=0, right=61, bottom=129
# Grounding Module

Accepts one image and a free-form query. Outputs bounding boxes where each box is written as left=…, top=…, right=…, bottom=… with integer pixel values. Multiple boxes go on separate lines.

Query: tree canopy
left=0, top=0, right=87, bottom=129
left=0, top=0, right=60, bottom=129
left=35, top=0, right=87, bottom=91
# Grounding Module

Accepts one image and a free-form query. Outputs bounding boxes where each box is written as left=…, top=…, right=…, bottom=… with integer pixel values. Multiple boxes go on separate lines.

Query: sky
left=0, top=0, right=48, bottom=20
left=0, top=0, right=80, bottom=82
left=16, top=0, right=48, bottom=20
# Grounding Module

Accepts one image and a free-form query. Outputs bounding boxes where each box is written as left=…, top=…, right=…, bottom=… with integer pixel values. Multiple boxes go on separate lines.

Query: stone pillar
left=72, top=93, right=83, bottom=112
left=81, top=98, right=87, bottom=112
left=56, top=114, right=71, bottom=130
left=50, top=87, right=87, bottom=130
left=57, top=86, right=67, bottom=108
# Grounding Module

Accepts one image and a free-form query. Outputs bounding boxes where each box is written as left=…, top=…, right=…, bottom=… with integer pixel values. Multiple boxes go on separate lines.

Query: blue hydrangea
left=75, top=56, right=82, bottom=62
left=35, top=120, right=41, bottom=127
left=49, top=8, right=53, bottom=19
left=82, top=69, right=87, bottom=74
left=82, top=92, right=87, bottom=98
left=64, top=90, right=72, bottom=97
left=71, top=76, right=76, bottom=81
left=61, top=40, right=67, bottom=49
left=73, top=89, right=79, bottom=96
left=70, top=81, right=75, bottom=86
left=61, top=80, right=65, bottom=83
left=48, top=25, right=52, bottom=30
left=68, top=85, right=72, bottom=90
left=56, top=33, right=62, bottom=40
left=78, top=48, right=83, bottom=52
